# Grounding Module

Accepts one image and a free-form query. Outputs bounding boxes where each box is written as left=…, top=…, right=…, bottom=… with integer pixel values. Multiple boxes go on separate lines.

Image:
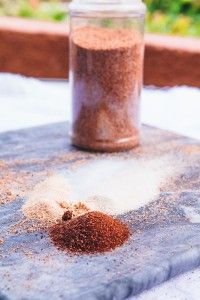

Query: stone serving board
left=0, top=122, right=200, bottom=300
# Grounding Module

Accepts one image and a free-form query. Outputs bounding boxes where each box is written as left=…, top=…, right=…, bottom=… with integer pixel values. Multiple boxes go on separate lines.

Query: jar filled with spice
left=69, top=0, right=146, bottom=152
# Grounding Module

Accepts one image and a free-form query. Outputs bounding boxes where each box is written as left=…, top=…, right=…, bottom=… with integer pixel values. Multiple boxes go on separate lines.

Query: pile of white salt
left=22, top=175, right=90, bottom=226
left=22, top=156, right=176, bottom=226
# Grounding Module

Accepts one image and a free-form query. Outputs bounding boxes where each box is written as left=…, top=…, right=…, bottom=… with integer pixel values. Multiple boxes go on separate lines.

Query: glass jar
left=69, top=0, right=146, bottom=152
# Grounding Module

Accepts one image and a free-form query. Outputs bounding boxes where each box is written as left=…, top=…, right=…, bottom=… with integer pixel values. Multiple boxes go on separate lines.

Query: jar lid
left=69, top=0, right=146, bottom=15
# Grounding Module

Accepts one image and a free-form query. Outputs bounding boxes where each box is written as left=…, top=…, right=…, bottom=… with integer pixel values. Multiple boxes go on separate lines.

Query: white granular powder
left=22, top=174, right=90, bottom=226
left=68, top=156, right=174, bottom=214
left=22, top=156, right=175, bottom=225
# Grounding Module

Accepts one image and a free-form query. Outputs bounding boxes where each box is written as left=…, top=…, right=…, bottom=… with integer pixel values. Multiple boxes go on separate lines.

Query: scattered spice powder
left=71, top=26, right=144, bottom=152
left=181, top=145, right=200, bottom=155
left=0, top=169, right=32, bottom=205
left=50, top=211, right=130, bottom=254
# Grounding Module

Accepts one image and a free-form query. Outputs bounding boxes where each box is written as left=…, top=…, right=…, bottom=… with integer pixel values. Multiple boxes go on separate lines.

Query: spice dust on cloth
left=22, top=156, right=176, bottom=227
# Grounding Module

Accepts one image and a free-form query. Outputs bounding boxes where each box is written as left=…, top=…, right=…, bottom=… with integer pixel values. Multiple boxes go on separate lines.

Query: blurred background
left=0, top=0, right=199, bottom=37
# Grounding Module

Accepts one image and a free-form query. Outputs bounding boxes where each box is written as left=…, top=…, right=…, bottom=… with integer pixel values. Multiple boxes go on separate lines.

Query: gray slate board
left=0, top=122, right=200, bottom=300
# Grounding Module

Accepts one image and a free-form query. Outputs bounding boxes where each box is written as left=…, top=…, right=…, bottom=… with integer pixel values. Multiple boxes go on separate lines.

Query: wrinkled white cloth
left=0, top=73, right=200, bottom=300
left=0, top=73, right=70, bottom=132
left=0, top=73, right=199, bottom=140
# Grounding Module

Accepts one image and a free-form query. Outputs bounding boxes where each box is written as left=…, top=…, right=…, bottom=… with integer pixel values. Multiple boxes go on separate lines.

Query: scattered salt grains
left=22, top=156, right=178, bottom=225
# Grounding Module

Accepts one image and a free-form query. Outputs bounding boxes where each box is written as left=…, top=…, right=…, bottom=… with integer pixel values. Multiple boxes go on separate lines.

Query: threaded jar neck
left=69, top=0, right=146, bottom=16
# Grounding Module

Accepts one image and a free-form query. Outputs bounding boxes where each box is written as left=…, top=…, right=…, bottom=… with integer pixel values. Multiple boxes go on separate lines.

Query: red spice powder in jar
left=70, top=26, right=144, bottom=152
left=50, top=211, right=130, bottom=254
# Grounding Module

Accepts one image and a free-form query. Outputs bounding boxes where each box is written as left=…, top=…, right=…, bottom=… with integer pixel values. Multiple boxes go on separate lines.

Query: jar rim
left=69, top=0, right=146, bottom=14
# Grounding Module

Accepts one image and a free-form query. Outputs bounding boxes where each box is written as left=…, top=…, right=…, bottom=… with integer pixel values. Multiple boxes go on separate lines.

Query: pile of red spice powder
left=50, top=211, right=130, bottom=254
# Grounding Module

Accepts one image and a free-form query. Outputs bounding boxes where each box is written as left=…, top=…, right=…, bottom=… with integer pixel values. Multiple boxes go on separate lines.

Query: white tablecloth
left=0, top=73, right=200, bottom=300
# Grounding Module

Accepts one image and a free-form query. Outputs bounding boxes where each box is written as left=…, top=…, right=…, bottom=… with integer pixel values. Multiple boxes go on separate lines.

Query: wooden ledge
left=144, top=34, right=200, bottom=87
left=0, top=17, right=199, bottom=87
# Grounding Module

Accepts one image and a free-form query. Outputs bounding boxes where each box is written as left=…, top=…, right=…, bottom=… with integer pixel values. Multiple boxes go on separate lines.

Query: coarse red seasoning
left=71, top=26, right=144, bottom=152
left=50, top=211, right=130, bottom=254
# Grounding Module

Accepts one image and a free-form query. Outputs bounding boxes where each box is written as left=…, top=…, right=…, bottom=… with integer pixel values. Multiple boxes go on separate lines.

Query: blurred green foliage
left=145, top=0, right=200, bottom=14
left=0, top=0, right=199, bottom=36
left=145, top=0, right=200, bottom=36
left=0, top=0, right=68, bottom=22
